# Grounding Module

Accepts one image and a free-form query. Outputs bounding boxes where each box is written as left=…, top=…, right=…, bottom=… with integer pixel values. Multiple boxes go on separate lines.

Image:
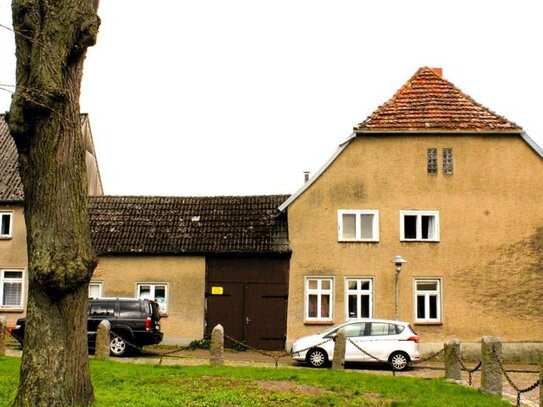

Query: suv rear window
left=118, top=301, right=142, bottom=318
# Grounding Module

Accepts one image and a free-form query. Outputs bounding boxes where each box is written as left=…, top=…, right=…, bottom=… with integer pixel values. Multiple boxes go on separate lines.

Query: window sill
left=0, top=308, right=24, bottom=313
left=338, top=240, right=379, bottom=243
left=414, top=321, right=442, bottom=326
left=304, top=320, right=334, bottom=326
left=400, top=240, right=440, bottom=243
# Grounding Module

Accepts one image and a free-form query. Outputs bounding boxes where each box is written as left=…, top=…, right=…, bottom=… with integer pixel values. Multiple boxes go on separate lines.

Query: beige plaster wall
left=0, top=204, right=27, bottom=327
left=286, top=134, right=543, bottom=347
left=93, top=255, right=206, bottom=345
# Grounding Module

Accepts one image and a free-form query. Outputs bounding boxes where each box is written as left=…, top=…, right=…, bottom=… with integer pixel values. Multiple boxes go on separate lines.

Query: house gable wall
left=286, top=134, right=543, bottom=346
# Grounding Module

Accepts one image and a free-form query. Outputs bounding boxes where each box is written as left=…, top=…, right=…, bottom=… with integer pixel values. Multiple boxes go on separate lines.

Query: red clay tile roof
left=89, top=195, right=290, bottom=255
left=355, top=67, right=523, bottom=133
left=0, top=115, right=23, bottom=201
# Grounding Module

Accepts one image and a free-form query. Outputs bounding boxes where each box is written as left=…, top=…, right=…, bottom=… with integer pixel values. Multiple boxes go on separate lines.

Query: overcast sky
left=1, top=1, right=542, bottom=197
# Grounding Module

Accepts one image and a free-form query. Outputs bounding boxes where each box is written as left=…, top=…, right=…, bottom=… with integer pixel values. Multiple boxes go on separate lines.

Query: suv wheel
left=110, top=336, right=127, bottom=356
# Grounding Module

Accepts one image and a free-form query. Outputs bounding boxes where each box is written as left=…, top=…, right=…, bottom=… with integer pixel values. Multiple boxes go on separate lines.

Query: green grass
left=0, top=356, right=510, bottom=406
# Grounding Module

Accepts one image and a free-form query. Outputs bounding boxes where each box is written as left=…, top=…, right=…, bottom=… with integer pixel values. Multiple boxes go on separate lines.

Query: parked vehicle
left=291, top=319, right=420, bottom=370
left=10, top=298, right=163, bottom=356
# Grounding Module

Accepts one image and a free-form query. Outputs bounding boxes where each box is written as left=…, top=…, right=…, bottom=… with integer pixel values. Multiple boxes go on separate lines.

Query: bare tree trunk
left=7, top=1, right=100, bottom=406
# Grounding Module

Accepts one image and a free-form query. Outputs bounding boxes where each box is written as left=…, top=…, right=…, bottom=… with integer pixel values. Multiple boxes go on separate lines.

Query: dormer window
left=0, top=212, right=13, bottom=239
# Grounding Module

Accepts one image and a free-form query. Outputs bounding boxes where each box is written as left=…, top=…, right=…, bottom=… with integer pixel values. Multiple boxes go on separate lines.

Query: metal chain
left=490, top=348, right=540, bottom=407
left=452, top=350, right=481, bottom=386
left=411, top=347, right=445, bottom=365
left=346, top=338, right=398, bottom=376
left=225, top=333, right=333, bottom=368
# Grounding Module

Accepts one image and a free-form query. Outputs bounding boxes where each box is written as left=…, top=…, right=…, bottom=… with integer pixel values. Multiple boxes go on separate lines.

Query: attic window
left=442, top=148, right=453, bottom=175
left=427, top=149, right=437, bottom=175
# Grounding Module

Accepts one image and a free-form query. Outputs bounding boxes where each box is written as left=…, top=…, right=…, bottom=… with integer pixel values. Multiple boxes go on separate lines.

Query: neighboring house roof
left=0, top=113, right=103, bottom=201
left=89, top=195, right=290, bottom=255
left=0, top=115, right=24, bottom=201
left=279, top=67, right=542, bottom=212
left=355, top=67, right=523, bottom=133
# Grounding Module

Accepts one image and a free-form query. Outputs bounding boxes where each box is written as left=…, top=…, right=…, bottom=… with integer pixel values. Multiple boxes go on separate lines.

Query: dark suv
left=10, top=298, right=163, bottom=356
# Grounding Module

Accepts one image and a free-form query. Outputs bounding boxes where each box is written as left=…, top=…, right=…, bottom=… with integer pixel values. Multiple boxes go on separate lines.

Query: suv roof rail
left=89, top=297, right=147, bottom=301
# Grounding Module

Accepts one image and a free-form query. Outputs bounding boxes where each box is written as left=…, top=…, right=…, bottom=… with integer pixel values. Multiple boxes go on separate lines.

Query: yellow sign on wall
left=211, top=286, right=224, bottom=295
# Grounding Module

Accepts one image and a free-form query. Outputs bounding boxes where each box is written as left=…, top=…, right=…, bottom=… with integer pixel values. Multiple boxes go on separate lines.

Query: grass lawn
left=0, top=356, right=511, bottom=406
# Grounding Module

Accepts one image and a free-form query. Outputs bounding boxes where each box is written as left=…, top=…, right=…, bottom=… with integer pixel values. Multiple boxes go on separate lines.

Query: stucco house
left=280, top=67, right=543, bottom=350
left=2, top=67, right=542, bottom=353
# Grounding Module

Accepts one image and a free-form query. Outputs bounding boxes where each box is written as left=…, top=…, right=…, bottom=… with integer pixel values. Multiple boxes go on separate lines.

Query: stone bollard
left=0, top=317, right=6, bottom=356
left=95, top=320, right=111, bottom=360
left=332, top=328, right=346, bottom=370
left=481, top=336, right=502, bottom=396
left=444, top=339, right=462, bottom=381
left=210, top=324, right=224, bottom=366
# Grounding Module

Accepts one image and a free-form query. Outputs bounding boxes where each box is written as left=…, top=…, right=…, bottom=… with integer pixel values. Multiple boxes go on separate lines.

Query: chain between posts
left=412, top=347, right=445, bottom=365
left=452, top=350, right=481, bottom=386
left=491, top=347, right=540, bottom=407
left=225, top=333, right=333, bottom=368
left=346, top=337, right=397, bottom=375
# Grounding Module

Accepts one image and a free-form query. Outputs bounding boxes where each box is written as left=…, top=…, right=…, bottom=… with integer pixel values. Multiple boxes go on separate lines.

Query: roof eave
left=354, top=129, right=525, bottom=134
left=278, top=133, right=356, bottom=213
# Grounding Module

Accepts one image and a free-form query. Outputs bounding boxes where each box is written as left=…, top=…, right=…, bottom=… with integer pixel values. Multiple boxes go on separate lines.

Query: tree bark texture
left=7, top=1, right=100, bottom=406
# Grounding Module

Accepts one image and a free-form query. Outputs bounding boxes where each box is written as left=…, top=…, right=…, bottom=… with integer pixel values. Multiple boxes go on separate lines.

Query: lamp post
left=392, top=255, right=406, bottom=320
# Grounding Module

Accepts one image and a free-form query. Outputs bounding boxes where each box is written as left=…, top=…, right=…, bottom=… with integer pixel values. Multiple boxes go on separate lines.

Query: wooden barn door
left=243, top=283, right=287, bottom=350
left=206, top=282, right=287, bottom=350
left=206, top=257, right=289, bottom=351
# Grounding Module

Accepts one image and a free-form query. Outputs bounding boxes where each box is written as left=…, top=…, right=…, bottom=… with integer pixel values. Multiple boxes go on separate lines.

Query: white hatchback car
left=291, top=319, right=420, bottom=370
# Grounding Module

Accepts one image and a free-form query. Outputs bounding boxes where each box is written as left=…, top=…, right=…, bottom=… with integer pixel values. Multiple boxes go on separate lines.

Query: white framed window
left=1, top=269, right=23, bottom=308
left=305, top=277, right=333, bottom=322
left=400, top=210, right=439, bottom=241
left=137, top=283, right=168, bottom=314
left=88, top=281, right=103, bottom=298
left=414, top=279, right=441, bottom=323
left=0, top=212, right=13, bottom=239
left=345, top=278, right=373, bottom=319
left=338, top=210, right=379, bottom=242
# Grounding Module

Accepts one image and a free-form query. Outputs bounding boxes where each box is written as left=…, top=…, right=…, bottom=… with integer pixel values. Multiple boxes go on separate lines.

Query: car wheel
left=110, top=336, right=127, bottom=356
left=389, top=351, right=410, bottom=371
left=306, top=348, right=329, bottom=368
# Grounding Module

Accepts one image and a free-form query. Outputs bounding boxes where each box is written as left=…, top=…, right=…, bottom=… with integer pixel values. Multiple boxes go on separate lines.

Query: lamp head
left=392, top=255, right=406, bottom=268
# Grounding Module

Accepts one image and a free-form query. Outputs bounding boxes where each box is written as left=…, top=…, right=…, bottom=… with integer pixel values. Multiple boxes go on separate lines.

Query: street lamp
left=392, top=255, right=406, bottom=320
